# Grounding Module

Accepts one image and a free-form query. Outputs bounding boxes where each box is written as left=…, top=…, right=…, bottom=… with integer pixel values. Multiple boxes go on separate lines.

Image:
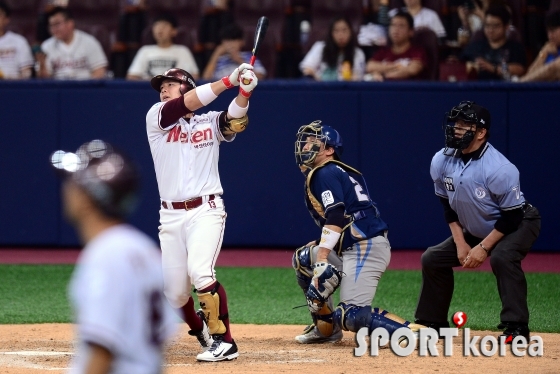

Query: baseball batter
left=146, top=64, right=258, bottom=361
left=51, top=140, right=177, bottom=373
left=292, top=121, right=425, bottom=344
left=415, top=101, right=541, bottom=342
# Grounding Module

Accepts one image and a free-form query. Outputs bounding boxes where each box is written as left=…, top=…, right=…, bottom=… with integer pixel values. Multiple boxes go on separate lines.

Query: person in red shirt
left=366, top=11, right=427, bottom=81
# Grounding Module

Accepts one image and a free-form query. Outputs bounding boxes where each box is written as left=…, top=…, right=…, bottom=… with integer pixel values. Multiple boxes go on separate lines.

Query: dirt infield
left=0, top=324, right=559, bottom=373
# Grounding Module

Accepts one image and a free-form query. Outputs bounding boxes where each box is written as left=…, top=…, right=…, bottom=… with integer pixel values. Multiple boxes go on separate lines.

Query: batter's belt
left=161, top=194, right=216, bottom=210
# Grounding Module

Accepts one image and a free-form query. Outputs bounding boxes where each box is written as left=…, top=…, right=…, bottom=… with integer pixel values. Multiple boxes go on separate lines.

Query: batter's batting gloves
left=221, top=63, right=254, bottom=89
left=239, top=70, right=258, bottom=98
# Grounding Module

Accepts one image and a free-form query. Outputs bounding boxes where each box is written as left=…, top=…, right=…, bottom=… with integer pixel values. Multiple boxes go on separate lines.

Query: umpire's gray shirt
left=430, top=142, right=525, bottom=239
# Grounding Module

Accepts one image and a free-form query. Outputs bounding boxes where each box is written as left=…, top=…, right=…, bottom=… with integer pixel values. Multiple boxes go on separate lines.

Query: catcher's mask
left=443, top=101, right=491, bottom=150
left=295, top=120, right=344, bottom=167
left=50, top=140, right=140, bottom=219
left=150, top=68, right=196, bottom=95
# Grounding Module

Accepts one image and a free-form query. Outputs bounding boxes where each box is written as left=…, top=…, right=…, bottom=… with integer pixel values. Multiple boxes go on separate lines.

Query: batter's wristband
left=195, top=83, right=218, bottom=106
left=221, top=76, right=234, bottom=89
left=239, top=87, right=252, bottom=98
left=320, top=227, right=341, bottom=250
left=228, top=98, right=249, bottom=118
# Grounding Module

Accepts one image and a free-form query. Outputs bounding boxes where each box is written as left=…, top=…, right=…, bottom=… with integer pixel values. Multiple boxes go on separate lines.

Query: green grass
left=1, top=265, right=559, bottom=333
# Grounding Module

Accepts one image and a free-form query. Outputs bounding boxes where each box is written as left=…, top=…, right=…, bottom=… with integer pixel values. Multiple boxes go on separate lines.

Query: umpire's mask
left=443, top=101, right=491, bottom=150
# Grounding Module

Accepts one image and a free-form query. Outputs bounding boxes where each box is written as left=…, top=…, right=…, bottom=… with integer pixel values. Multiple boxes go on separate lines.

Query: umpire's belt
left=161, top=195, right=215, bottom=210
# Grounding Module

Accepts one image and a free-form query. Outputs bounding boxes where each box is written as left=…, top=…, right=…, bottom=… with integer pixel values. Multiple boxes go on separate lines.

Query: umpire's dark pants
left=415, top=205, right=541, bottom=325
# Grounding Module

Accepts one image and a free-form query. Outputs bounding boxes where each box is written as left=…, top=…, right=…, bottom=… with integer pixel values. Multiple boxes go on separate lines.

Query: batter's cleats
left=295, top=324, right=343, bottom=344
left=188, top=310, right=213, bottom=352
left=197, top=335, right=239, bottom=362
left=498, top=323, right=530, bottom=344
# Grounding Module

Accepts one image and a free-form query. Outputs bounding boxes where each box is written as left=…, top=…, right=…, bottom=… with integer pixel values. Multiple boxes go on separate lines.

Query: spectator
left=461, top=4, right=526, bottom=80
left=36, top=7, right=108, bottom=79
left=202, top=23, right=266, bottom=80
left=199, top=0, right=234, bottom=70
left=366, top=12, right=427, bottom=81
left=457, top=0, right=512, bottom=38
left=127, top=14, right=199, bottom=80
left=519, top=11, right=560, bottom=82
left=0, top=1, right=33, bottom=79
left=389, top=0, right=446, bottom=39
left=299, top=16, right=365, bottom=81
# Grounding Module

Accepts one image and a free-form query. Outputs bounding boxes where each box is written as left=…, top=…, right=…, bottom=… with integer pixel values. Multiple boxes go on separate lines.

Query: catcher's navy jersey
left=431, top=142, right=525, bottom=238
left=304, top=160, right=388, bottom=253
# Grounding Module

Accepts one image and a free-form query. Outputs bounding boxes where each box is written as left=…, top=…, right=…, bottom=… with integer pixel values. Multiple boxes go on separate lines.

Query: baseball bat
left=242, top=16, right=269, bottom=84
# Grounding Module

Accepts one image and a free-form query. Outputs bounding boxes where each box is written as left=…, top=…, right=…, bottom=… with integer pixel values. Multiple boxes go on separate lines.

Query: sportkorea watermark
left=354, top=327, right=544, bottom=357
left=353, top=312, right=543, bottom=358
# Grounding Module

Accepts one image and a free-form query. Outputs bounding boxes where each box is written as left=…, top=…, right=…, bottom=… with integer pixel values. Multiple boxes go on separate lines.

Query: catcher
left=293, top=121, right=425, bottom=343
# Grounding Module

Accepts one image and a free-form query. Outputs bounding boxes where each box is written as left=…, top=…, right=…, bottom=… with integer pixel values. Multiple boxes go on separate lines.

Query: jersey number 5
left=349, top=176, right=369, bottom=202
left=148, top=290, right=164, bottom=347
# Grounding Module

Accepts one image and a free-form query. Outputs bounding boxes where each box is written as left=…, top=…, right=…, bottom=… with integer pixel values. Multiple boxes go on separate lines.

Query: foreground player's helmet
left=150, top=68, right=197, bottom=95
left=50, top=140, right=139, bottom=218
left=295, top=120, right=344, bottom=166
left=444, top=101, right=491, bottom=150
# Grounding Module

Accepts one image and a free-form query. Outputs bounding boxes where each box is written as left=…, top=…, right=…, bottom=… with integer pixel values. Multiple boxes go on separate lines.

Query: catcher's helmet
left=50, top=140, right=140, bottom=218
left=444, top=101, right=491, bottom=150
left=295, top=120, right=344, bottom=166
left=150, top=68, right=196, bottom=95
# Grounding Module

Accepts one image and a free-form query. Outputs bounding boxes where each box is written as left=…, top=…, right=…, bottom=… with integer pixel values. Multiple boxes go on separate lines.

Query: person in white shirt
left=37, top=7, right=108, bottom=80
left=0, top=1, right=33, bottom=79
left=50, top=140, right=177, bottom=374
left=146, top=63, right=258, bottom=362
left=389, top=0, right=447, bottom=39
left=300, top=16, right=366, bottom=81
left=127, top=13, right=199, bottom=80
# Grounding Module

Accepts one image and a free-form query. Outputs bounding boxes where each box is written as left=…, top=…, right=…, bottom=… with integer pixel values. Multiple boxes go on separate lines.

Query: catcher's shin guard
left=333, top=303, right=372, bottom=332
left=371, top=307, right=426, bottom=335
left=197, top=283, right=227, bottom=335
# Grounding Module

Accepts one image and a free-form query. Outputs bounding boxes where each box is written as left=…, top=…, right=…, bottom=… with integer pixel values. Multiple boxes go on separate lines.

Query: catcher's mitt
left=305, top=262, right=343, bottom=313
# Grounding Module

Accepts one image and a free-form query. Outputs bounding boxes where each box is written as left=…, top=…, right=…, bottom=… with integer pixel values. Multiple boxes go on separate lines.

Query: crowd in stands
left=0, top=0, right=559, bottom=82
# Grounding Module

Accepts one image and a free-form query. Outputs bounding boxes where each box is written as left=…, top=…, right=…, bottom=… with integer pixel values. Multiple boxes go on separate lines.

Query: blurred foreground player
left=51, top=140, right=177, bottom=373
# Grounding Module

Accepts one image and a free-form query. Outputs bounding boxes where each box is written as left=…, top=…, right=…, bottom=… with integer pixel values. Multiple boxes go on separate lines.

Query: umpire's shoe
left=295, top=324, right=343, bottom=344
left=196, top=335, right=239, bottom=362
left=188, top=310, right=214, bottom=352
left=498, top=322, right=530, bottom=344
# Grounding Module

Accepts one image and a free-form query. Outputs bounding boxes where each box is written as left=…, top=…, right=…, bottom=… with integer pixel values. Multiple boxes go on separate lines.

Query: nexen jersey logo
left=166, top=126, right=213, bottom=144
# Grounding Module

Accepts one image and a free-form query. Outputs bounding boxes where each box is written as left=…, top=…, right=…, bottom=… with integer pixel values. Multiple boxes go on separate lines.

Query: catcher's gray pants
left=311, top=232, right=391, bottom=307
left=415, top=205, right=541, bottom=325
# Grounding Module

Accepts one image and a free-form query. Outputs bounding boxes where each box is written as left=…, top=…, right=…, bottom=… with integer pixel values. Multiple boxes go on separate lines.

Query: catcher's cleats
left=295, top=323, right=343, bottom=344
left=305, top=262, right=343, bottom=313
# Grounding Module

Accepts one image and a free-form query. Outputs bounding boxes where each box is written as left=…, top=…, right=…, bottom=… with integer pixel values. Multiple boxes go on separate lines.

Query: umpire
left=415, top=101, right=541, bottom=343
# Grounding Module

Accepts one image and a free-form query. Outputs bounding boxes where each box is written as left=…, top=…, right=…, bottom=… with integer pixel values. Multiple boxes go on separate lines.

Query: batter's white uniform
left=146, top=103, right=234, bottom=308
left=41, top=29, right=108, bottom=80
left=68, top=224, right=177, bottom=374
left=0, top=31, right=34, bottom=79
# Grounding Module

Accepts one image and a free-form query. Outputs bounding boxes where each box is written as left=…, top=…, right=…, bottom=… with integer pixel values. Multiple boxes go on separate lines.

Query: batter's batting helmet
left=444, top=101, right=491, bottom=150
left=50, top=140, right=140, bottom=218
left=150, top=68, right=197, bottom=95
left=295, top=120, right=344, bottom=166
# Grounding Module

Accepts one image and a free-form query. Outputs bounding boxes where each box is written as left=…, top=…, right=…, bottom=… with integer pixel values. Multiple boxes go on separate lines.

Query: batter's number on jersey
left=349, top=176, right=369, bottom=202
left=148, top=290, right=164, bottom=347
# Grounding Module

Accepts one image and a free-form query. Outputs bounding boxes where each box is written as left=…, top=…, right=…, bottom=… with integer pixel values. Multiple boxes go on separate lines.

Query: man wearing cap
left=51, top=140, right=177, bottom=373
left=146, top=63, right=258, bottom=362
left=414, top=101, right=541, bottom=344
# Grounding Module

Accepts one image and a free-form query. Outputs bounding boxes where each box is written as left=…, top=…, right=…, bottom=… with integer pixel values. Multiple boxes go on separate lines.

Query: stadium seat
left=413, top=27, right=439, bottom=80
left=3, top=0, right=41, bottom=43
left=439, top=59, right=468, bottom=81
left=309, top=0, right=363, bottom=36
